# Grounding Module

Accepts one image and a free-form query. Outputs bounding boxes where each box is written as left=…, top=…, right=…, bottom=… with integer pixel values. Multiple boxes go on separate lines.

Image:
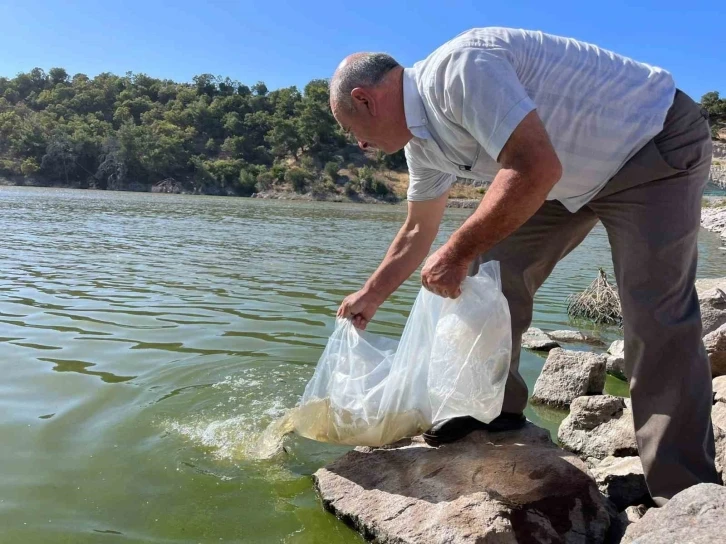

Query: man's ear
left=351, top=88, right=376, bottom=116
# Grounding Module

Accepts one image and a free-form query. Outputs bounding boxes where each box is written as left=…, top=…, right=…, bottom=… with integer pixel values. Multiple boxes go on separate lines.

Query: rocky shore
left=312, top=278, right=726, bottom=543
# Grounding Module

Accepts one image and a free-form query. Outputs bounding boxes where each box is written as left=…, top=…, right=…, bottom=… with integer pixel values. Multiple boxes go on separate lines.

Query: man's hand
left=337, top=289, right=383, bottom=330
left=421, top=244, right=469, bottom=298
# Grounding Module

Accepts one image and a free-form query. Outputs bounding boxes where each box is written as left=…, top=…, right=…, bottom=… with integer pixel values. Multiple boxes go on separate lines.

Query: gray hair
left=330, top=53, right=400, bottom=113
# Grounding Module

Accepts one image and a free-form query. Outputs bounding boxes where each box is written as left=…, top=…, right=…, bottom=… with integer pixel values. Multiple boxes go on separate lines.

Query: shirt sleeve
left=435, top=46, right=536, bottom=161
left=405, top=145, right=456, bottom=201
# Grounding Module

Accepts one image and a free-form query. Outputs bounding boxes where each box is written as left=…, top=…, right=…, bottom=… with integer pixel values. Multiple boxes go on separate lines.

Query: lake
left=1, top=186, right=725, bottom=543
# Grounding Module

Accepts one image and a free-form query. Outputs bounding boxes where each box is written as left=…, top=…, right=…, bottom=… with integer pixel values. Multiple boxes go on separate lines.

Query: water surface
left=1, top=187, right=724, bottom=543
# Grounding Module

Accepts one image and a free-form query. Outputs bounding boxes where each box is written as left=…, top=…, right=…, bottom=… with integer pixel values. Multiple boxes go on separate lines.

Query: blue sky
left=0, top=0, right=723, bottom=100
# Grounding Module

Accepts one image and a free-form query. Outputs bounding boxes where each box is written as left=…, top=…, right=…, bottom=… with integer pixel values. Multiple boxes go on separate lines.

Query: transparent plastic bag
left=292, top=261, right=511, bottom=447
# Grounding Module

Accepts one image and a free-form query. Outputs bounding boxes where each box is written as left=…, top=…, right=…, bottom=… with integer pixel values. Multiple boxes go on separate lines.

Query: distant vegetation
left=0, top=68, right=406, bottom=198
left=0, top=68, right=721, bottom=198
left=702, top=91, right=726, bottom=139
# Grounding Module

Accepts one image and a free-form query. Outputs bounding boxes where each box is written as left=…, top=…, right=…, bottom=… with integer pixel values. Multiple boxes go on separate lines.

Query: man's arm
left=337, top=191, right=449, bottom=329
left=449, top=110, right=561, bottom=261
left=421, top=111, right=562, bottom=297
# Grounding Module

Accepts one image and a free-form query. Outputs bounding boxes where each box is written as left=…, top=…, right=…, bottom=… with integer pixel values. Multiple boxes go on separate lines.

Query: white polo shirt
left=404, top=27, right=676, bottom=212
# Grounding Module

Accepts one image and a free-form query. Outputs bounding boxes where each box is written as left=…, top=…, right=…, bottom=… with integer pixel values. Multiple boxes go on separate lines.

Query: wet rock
left=531, top=348, right=607, bottom=408
left=313, top=423, right=611, bottom=544
left=558, top=395, right=638, bottom=460
left=522, top=327, right=559, bottom=351
left=547, top=329, right=605, bottom=346
left=591, top=456, right=650, bottom=511
left=704, top=323, right=726, bottom=377
left=622, top=484, right=726, bottom=543
left=699, top=288, right=726, bottom=336
left=606, top=340, right=627, bottom=380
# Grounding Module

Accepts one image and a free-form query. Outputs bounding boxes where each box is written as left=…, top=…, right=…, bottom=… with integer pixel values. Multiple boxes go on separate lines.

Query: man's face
left=333, top=102, right=403, bottom=155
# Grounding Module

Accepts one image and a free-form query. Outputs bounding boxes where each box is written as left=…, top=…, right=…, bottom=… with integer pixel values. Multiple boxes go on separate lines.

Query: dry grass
left=567, top=269, right=622, bottom=326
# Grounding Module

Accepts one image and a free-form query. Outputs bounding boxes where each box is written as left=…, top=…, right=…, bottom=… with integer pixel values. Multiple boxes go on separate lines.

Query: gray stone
left=714, top=376, right=726, bottom=404
left=313, top=423, right=611, bottom=544
left=713, top=402, right=726, bottom=432
left=608, top=340, right=624, bottom=358
left=591, top=456, right=650, bottom=511
left=547, top=329, right=606, bottom=346
left=695, top=277, right=726, bottom=295
left=558, top=395, right=638, bottom=460
left=624, top=504, right=649, bottom=523
left=606, top=355, right=627, bottom=381
left=531, top=348, right=607, bottom=408
left=704, top=323, right=726, bottom=377
left=622, top=484, right=726, bottom=543
left=699, top=288, right=726, bottom=336
left=714, top=424, right=726, bottom=485
left=522, top=327, right=559, bottom=351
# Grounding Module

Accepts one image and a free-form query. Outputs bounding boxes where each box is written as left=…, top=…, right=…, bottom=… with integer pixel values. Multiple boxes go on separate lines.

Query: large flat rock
left=622, top=484, right=726, bottom=543
left=314, top=423, right=611, bottom=543
left=522, top=327, right=559, bottom=351
left=531, top=348, right=607, bottom=408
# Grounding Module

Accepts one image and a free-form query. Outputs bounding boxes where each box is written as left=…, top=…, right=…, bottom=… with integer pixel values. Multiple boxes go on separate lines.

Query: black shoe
left=422, top=413, right=527, bottom=447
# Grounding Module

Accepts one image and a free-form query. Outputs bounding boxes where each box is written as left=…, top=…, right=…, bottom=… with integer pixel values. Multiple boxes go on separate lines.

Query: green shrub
left=344, top=181, right=358, bottom=197
left=300, top=155, right=315, bottom=171
left=285, top=167, right=309, bottom=193
left=20, top=158, right=40, bottom=176
left=255, top=171, right=274, bottom=192
left=238, top=168, right=257, bottom=196
left=270, top=163, right=287, bottom=182
left=324, top=161, right=340, bottom=181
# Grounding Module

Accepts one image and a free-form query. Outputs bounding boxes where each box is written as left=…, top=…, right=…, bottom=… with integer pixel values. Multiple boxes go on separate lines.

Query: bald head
left=330, top=52, right=401, bottom=114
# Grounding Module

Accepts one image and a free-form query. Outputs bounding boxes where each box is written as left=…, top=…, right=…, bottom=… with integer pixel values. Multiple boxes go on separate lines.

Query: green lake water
left=1, top=186, right=725, bottom=543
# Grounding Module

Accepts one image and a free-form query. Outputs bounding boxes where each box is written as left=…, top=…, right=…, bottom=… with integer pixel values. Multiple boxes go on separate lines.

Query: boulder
left=699, top=288, right=726, bottom=336
left=531, top=348, right=607, bottom=408
left=695, top=277, right=726, bottom=295
left=590, top=456, right=650, bottom=511
left=558, top=395, right=638, bottom=460
left=624, top=504, right=649, bottom=523
left=714, top=376, right=726, bottom=404
left=313, top=423, right=611, bottom=543
left=606, top=340, right=627, bottom=380
left=608, top=340, right=624, bottom=358
left=547, top=329, right=605, bottom=346
left=522, top=327, right=559, bottom=351
left=704, top=323, right=726, bottom=377
left=713, top=402, right=726, bottom=432
left=714, top=424, right=726, bottom=485
left=622, top=484, right=726, bottom=543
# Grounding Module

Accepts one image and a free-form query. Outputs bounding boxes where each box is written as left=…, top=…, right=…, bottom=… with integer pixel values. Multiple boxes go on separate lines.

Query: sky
left=0, top=0, right=723, bottom=100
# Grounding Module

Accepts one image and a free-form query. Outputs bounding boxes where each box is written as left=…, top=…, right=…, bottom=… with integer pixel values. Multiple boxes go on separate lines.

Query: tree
left=702, top=91, right=726, bottom=139
left=285, top=167, right=309, bottom=193
left=265, top=117, right=301, bottom=159
left=0, top=66, right=396, bottom=197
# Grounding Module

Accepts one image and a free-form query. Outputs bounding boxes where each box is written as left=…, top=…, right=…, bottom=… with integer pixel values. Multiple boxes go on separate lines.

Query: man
left=330, top=27, right=718, bottom=505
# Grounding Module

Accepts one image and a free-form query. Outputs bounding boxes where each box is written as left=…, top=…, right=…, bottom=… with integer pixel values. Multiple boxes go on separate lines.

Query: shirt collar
left=402, top=67, right=431, bottom=140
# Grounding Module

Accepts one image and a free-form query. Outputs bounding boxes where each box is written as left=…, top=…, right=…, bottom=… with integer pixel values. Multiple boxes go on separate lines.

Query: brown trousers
left=471, top=90, right=719, bottom=505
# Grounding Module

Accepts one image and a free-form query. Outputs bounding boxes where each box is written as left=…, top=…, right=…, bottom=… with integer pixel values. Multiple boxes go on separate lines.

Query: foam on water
left=163, top=367, right=302, bottom=461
